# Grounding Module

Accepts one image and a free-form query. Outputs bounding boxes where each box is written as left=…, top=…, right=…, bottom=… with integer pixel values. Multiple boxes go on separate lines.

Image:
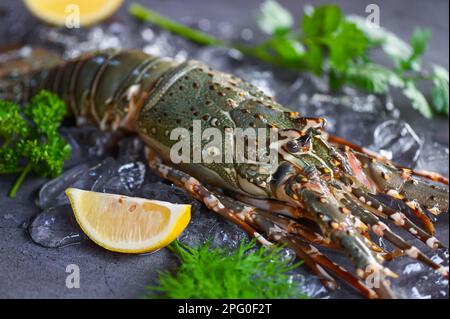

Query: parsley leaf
left=0, top=91, right=71, bottom=197
left=0, top=100, right=29, bottom=141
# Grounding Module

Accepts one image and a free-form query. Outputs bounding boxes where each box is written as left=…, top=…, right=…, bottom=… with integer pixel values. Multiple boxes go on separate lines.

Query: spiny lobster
left=1, top=48, right=448, bottom=298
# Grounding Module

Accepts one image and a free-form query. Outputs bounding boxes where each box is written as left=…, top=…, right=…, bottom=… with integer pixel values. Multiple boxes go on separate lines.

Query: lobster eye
left=285, top=134, right=312, bottom=154
left=286, top=140, right=300, bottom=153
left=298, top=133, right=312, bottom=146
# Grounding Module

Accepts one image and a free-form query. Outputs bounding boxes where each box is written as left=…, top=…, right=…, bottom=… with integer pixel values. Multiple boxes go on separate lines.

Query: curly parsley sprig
left=0, top=91, right=71, bottom=197
left=129, top=1, right=449, bottom=118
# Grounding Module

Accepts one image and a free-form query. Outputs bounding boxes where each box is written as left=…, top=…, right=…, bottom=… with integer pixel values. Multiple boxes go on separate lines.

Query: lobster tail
left=0, top=47, right=62, bottom=103
left=0, top=48, right=178, bottom=132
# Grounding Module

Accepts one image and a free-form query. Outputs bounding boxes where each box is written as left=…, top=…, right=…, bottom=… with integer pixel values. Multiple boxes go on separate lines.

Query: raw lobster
left=1, top=48, right=448, bottom=298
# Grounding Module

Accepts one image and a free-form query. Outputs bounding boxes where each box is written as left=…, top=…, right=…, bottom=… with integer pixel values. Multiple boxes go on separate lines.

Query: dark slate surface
left=0, top=0, right=448, bottom=298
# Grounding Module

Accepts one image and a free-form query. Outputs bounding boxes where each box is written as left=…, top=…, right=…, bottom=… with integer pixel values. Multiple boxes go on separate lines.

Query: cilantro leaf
left=430, top=64, right=449, bottom=116
left=403, top=81, right=434, bottom=118
left=269, top=36, right=305, bottom=64
left=257, top=0, right=294, bottom=35
left=345, top=63, right=403, bottom=94
left=401, top=27, right=432, bottom=71
left=302, top=4, right=341, bottom=38
left=303, top=41, right=323, bottom=75
left=327, top=21, right=369, bottom=71
left=347, top=15, right=413, bottom=68
left=130, top=1, right=448, bottom=119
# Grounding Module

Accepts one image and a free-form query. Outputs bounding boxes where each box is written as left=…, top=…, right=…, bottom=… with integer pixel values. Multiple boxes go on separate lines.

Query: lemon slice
left=66, top=188, right=191, bottom=253
left=24, top=0, right=123, bottom=26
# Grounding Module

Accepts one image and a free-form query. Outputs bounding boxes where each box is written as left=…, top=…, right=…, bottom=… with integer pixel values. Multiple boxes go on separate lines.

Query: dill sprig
left=146, top=239, right=309, bottom=299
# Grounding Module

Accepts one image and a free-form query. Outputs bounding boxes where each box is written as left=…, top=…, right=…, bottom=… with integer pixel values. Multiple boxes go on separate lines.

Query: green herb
left=257, top=0, right=294, bottom=35
left=146, top=239, right=308, bottom=299
left=0, top=91, right=71, bottom=197
left=129, top=1, right=449, bottom=118
left=430, top=64, right=449, bottom=116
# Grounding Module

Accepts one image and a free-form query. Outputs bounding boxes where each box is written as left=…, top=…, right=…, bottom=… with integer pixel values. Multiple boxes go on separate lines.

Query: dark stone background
left=0, top=0, right=448, bottom=298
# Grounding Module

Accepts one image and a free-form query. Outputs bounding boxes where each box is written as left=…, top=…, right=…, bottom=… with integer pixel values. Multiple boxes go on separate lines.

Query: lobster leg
left=145, top=147, right=273, bottom=246
left=328, top=134, right=448, bottom=238
left=144, top=152, right=376, bottom=297
left=251, top=209, right=338, bottom=249
left=212, top=193, right=340, bottom=291
left=215, top=192, right=338, bottom=249
left=327, top=134, right=449, bottom=185
left=232, top=194, right=304, bottom=219
left=353, top=152, right=448, bottom=234
left=215, top=194, right=379, bottom=298
left=270, top=162, right=396, bottom=297
left=285, top=236, right=378, bottom=299
left=341, top=196, right=448, bottom=276
left=299, top=187, right=397, bottom=298
left=352, top=188, right=446, bottom=249
left=245, top=207, right=378, bottom=298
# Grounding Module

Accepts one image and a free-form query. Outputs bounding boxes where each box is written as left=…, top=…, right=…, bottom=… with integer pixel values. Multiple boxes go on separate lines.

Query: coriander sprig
left=129, top=1, right=449, bottom=118
left=146, top=239, right=308, bottom=299
left=0, top=91, right=71, bottom=197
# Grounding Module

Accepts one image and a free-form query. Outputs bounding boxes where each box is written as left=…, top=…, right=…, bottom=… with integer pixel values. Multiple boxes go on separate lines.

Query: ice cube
left=289, top=273, right=329, bottom=298
left=368, top=120, right=422, bottom=166
left=142, top=29, right=196, bottom=62
left=416, top=141, right=449, bottom=177
left=29, top=24, right=129, bottom=59
left=235, top=67, right=279, bottom=97
left=403, top=263, right=423, bottom=275
left=194, top=47, right=243, bottom=72
left=39, top=162, right=92, bottom=209
left=410, top=287, right=432, bottom=299
left=118, top=162, right=146, bottom=193
left=97, top=175, right=131, bottom=196
left=88, top=157, right=121, bottom=192
left=209, top=221, right=248, bottom=250
left=28, top=204, right=86, bottom=248
left=60, top=125, right=115, bottom=160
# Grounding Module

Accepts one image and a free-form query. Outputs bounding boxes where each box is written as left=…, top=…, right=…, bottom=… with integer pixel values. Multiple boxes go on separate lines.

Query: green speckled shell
left=7, top=50, right=325, bottom=196
left=137, top=59, right=319, bottom=195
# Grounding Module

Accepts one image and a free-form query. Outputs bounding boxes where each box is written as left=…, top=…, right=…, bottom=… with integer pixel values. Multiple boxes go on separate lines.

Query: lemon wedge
left=66, top=188, right=191, bottom=253
left=23, top=0, right=123, bottom=26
